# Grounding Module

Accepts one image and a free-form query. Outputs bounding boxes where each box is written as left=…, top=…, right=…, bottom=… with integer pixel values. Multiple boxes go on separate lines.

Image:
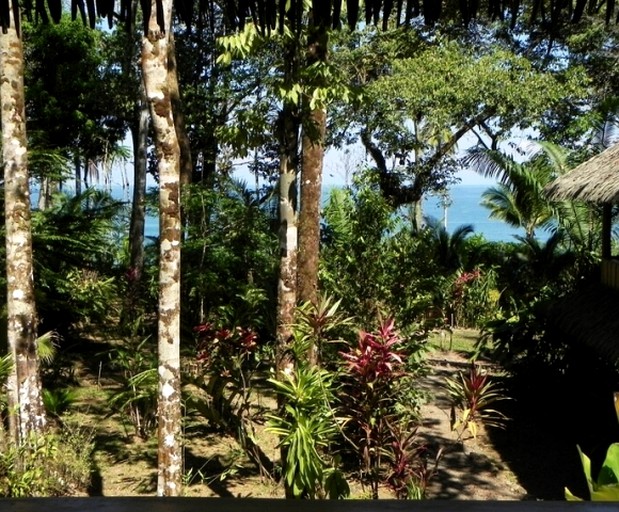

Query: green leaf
left=577, top=445, right=594, bottom=495
left=590, top=484, right=619, bottom=501
left=598, top=444, right=619, bottom=486
left=565, top=487, right=584, bottom=501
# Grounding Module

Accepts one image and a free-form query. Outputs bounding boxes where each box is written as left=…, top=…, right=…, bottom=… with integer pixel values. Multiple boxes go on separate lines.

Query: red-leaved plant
left=340, top=318, right=430, bottom=498
left=340, top=317, right=405, bottom=383
left=444, top=363, right=508, bottom=441
left=186, top=322, right=272, bottom=475
left=385, top=422, right=442, bottom=499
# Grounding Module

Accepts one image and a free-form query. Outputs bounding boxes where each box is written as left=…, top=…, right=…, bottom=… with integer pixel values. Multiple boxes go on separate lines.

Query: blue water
left=64, top=183, right=524, bottom=243
left=141, top=184, right=526, bottom=242
left=422, top=185, right=525, bottom=243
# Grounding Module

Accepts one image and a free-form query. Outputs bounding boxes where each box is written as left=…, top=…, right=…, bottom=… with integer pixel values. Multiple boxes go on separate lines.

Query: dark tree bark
left=297, top=23, right=328, bottom=311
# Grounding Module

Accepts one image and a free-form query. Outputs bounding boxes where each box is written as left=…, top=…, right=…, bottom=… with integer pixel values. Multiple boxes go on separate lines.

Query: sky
left=322, top=143, right=496, bottom=188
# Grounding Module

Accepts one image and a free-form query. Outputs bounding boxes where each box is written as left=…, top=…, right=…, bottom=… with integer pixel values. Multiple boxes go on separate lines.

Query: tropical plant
left=266, top=366, right=349, bottom=499
left=444, top=363, right=509, bottom=441
left=30, top=188, right=125, bottom=335
left=422, top=216, right=475, bottom=273
left=181, top=180, right=277, bottom=333
left=338, top=318, right=425, bottom=498
left=42, top=388, right=79, bottom=419
left=107, top=337, right=158, bottom=439
left=185, top=319, right=275, bottom=476
left=565, top=444, right=619, bottom=501
left=0, top=428, right=94, bottom=496
left=291, top=295, right=352, bottom=366
left=565, top=393, right=619, bottom=501
left=384, top=422, right=441, bottom=499
left=467, top=147, right=558, bottom=239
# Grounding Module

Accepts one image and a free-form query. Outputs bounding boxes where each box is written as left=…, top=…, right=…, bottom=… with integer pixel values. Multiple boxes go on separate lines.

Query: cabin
left=544, top=143, right=619, bottom=362
left=545, top=143, right=619, bottom=290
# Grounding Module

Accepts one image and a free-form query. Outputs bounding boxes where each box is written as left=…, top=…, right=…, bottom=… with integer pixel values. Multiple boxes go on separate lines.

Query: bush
left=0, top=426, right=94, bottom=496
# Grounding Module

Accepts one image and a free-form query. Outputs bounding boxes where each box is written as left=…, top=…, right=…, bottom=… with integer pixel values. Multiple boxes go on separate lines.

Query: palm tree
left=467, top=147, right=558, bottom=239
left=424, top=216, right=475, bottom=272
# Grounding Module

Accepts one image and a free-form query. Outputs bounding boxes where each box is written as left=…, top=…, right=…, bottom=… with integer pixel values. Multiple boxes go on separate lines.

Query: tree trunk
left=141, top=1, right=183, bottom=496
left=0, top=11, right=46, bottom=445
left=168, top=31, right=193, bottom=189
left=276, top=103, right=299, bottom=379
left=128, top=85, right=149, bottom=295
left=298, top=108, right=326, bottom=307
left=297, top=24, right=328, bottom=366
left=75, top=153, right=82, bottom=196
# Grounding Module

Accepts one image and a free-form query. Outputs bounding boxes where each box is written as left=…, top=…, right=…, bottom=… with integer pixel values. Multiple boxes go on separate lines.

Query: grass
left=427, top=327, right=480, bottom=358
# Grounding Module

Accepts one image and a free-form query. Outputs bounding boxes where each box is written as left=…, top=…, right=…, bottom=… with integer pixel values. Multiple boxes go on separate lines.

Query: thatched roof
left=549, top=282, right=619, bottom=361
left=545, top=144, right=619, bottom=204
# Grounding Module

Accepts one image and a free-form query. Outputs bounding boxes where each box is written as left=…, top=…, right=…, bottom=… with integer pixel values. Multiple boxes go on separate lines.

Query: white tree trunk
left=141, top=1, right=183, bottom=496
left=0, top=10, right=46, bottom=444
left=276, top=105, right=299, bottom=377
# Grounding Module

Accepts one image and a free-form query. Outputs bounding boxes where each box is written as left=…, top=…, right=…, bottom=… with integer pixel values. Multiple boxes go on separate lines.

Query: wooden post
left=602, top=203, right=612, bottom=260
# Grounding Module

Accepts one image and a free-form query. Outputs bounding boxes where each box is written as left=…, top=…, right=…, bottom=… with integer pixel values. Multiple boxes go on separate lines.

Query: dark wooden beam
left=602, top=202, right=612, bottom=259
left=0, top=498, right=618, bottom=512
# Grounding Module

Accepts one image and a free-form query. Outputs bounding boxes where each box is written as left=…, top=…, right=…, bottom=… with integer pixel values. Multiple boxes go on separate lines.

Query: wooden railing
left=0, top=497, right=617, bottom=511
left=601, top=259, right=619, bottom=290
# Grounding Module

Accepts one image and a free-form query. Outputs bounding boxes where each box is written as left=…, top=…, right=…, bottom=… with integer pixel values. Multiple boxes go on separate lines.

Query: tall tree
left=140, top=0, right=183, bottom=495
left=297, top=10, right=328, bottom=310
left=0, top=1, right=46, bottom=444
left=331, top=35, right=587, bottom=229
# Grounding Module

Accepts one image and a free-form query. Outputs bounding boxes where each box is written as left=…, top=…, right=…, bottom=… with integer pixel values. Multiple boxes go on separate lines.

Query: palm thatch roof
left=545, top=144, right=619, bottom=204
left=549, top=282, right=619, bottom=362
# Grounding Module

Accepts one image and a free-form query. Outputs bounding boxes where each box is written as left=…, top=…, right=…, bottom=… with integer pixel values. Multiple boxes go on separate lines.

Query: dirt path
left=75, top=342, right=532, bottom=499
left=418, top=352, right=527, bottom=500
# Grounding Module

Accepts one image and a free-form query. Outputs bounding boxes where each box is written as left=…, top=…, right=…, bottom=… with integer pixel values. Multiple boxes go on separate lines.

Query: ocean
left=58, top=182, right=525, bottom=243
left=421, top=184, right=526, bottom=243
left=322, top=184, right=527, bottom=243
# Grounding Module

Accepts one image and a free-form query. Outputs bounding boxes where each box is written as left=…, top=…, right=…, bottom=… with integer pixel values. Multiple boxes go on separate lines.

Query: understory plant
left=266, top=297, right=350, bottom=498
left=565, top=393, right=619, bottom=501
left=444, top=363, right=508, bottom=441
left=107, top=337, right=158, bottom=439
left=0, top=425, right=94, bottom=497
left=565, top=444, right=619, bottom=501
left=186, top=319, right=274, bottom=476
left=339, top=317, right=432, bottom=498
left=266, top=366, right=348, bottom=498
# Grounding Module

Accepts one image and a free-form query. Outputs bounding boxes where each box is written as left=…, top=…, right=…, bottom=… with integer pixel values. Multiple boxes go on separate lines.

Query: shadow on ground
left=485, top=348, right=619, bottom=501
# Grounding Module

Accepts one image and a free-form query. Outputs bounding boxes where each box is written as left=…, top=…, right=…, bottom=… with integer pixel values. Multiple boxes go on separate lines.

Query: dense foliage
left=0, top=0, right=618, bottom=498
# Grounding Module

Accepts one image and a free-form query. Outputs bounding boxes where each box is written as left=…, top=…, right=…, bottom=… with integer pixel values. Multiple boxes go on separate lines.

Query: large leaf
left=598, top=443, right=619, bottom=486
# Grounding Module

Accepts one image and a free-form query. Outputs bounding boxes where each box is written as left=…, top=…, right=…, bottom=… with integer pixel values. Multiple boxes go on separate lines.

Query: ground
left=67, top=330, right=585, bottom=499
left=418, top=350, right=526, bottom=500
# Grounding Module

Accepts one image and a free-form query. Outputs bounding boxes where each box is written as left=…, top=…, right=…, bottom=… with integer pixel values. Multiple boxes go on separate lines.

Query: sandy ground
left=80, top=348, right=532, bottom=499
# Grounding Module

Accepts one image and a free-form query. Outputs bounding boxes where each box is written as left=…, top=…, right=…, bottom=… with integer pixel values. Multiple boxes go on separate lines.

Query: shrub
left=0, top=427, right=94, bottom=497
left=444, top=363, right=509, bottom=440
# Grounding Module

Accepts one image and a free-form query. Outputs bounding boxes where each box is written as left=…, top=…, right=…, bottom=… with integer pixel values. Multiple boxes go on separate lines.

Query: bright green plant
left=107, top=337, right=158, bottom=439
left=42, top=388, right=79, bottom=419
left=0, top=427, right=94, bottom=497
left=565, top=444, right=619, bottom=501
left=565, top=393, right=619, bottom=501
left=444, top=363, right=509, bottom=441
left=265, top=298, right=351, bottom=498
left=266, top=366, right=348, bottom=499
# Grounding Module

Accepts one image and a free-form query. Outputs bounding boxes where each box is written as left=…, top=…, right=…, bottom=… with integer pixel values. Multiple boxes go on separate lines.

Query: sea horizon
left=34, top=181, right=531, bottom=244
